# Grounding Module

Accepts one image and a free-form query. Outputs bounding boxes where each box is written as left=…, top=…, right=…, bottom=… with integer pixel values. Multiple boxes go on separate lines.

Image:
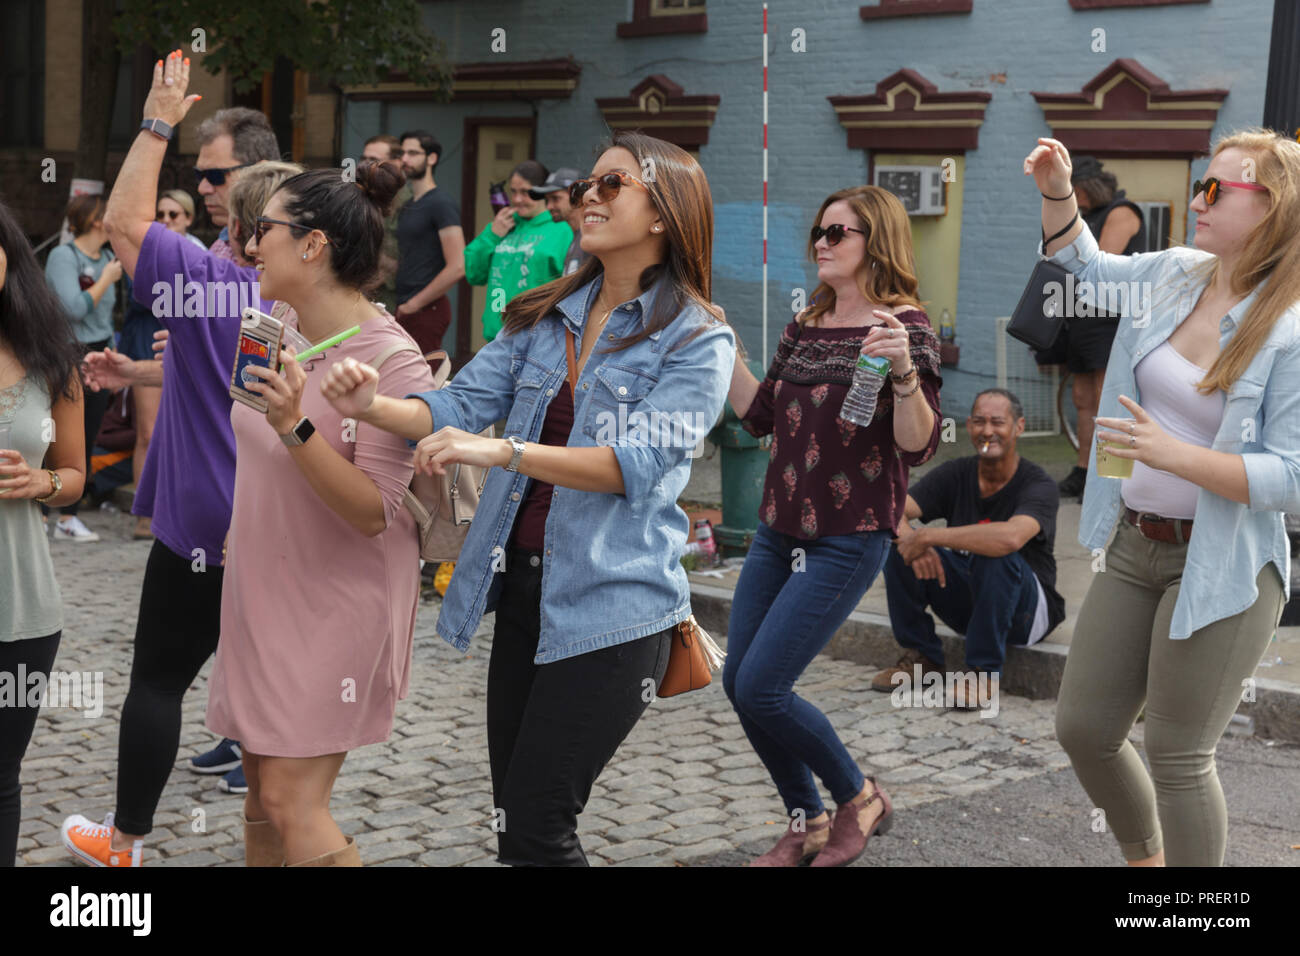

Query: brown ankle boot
left=809, top=778, right=893, bottom=868
left=242, top=813, right=285, bottom=867
left=749, top=812, right=834, bottom=867
left=287, top=837, right=362, bottom=867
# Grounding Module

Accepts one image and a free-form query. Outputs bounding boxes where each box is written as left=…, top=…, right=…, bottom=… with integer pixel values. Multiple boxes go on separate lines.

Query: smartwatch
left=280, top=417, right=316, bottom=448
left=504, top=436, right=526, bottom=473
left=140, top=118, right=175, bottom=141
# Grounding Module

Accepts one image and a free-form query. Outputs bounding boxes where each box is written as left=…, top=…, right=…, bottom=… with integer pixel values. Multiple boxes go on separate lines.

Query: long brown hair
left=1193, top=129, right=1300, bottom=394
left=801, top=185, right=922, bottom=325
left=501, top=130, right=724, bottom=350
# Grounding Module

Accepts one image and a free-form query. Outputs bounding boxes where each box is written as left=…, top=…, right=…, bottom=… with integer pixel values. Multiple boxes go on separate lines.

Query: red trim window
left=618, top=0, right=707, bottom=37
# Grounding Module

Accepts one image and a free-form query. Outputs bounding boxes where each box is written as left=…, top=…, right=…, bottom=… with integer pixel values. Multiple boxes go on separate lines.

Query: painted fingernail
left=184, top=58, right=190, bottom=66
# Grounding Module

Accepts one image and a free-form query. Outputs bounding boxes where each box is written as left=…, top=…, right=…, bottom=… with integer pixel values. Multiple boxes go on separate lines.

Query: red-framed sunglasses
left=811, top=223, right=867, bottom=246
left=1192, top=177, right=1268, bottom=206
left=569, top=171, right=651, bottom=206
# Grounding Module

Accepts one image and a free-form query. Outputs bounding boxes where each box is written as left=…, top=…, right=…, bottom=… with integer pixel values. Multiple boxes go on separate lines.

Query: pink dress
left=206, top=311, right=435, bottom=757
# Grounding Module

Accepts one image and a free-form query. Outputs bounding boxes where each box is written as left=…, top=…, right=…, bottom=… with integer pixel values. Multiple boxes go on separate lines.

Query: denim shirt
left=410, top=276, right=735, bottom=663
left=1043, top=225, right=1300, bottom=639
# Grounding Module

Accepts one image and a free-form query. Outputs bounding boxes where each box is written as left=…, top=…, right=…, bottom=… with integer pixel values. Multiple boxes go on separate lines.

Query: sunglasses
left=810, top=223, right=867, bottom=246
left=254, top=216, right=322, bottom=244
left=1192, top=177, right=1268, bottom=206
left=569, top=171, right=651, bottom=207
left=192, top=164, right=248, bottom=187
left=156, top=209, right=182, bottom=221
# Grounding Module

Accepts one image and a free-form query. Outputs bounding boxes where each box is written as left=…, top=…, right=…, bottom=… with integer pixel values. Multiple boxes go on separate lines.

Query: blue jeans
left=882, top=546, right=1038, bottom=674
left=723, top=523, right=891, bottom=817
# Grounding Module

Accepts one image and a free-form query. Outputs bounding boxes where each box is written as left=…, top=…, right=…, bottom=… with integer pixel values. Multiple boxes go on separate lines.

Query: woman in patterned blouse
left=723, top=185, right=943, bottom=866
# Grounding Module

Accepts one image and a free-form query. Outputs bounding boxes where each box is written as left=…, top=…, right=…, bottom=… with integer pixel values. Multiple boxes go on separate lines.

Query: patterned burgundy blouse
left=742, top=311, right=943, bottom=540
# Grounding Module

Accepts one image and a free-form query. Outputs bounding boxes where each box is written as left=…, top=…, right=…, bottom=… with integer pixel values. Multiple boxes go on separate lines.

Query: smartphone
left=488, top=180, right=509, bottom=213
left=230, top=307, right=285, bottom=412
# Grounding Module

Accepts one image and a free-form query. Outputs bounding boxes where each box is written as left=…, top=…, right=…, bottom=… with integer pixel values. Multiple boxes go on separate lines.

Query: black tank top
left=1082, top=189, right=1146, bottom=256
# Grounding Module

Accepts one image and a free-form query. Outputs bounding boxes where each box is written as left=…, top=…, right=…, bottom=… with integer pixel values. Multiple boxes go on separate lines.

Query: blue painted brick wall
left=344, top=0, right=1273, bottom=416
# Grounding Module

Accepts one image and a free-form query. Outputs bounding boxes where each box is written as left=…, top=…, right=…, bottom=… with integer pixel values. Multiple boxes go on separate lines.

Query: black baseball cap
left=529, top=168, right=583, bottom=200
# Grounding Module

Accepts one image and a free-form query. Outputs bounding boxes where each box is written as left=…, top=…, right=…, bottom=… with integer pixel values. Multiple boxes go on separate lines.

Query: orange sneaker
left=61, top=812, right=143, bottom=867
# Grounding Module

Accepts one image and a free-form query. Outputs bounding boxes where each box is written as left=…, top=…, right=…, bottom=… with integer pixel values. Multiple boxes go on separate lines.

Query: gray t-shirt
left=0, top=376, right=64, bottom=640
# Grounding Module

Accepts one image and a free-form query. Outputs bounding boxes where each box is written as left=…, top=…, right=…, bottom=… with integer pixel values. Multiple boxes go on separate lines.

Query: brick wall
left=342, top=0, right=1272, bottom=419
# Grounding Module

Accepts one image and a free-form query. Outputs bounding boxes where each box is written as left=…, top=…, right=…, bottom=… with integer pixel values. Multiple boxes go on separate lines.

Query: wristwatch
left=280, top=416, right=316, bottom=448
left=140, top=118, right=175, bottom=141
left=35, top=469, right=62, bottom=504
left=504, top=436, right=526, bottom=473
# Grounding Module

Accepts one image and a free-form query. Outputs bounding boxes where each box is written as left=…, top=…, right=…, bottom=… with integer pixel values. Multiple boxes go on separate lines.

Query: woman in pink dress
left=202, top=158, right=434, bottom=867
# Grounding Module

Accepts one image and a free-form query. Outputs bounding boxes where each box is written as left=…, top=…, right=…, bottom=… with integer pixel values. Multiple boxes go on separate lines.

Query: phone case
left=230, top=308, right=285, bottom=412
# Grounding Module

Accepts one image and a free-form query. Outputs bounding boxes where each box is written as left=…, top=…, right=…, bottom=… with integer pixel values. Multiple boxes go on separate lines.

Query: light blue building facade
left=340, top=0, right=1275, bottom=422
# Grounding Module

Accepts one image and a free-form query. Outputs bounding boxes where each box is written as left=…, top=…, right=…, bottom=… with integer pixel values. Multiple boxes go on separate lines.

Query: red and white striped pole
left=762, top=2, right=769, bottom=362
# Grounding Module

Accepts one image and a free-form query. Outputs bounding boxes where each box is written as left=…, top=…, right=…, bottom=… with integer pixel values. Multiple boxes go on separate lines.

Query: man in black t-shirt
left=394, top=129, right=465, bottom=354
left=873, top=389, right=1065, bottom=703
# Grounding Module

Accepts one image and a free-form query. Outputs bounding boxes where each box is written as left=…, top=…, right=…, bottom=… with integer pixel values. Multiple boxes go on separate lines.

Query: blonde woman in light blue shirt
left=1025, top=129, right=1300, bottom=867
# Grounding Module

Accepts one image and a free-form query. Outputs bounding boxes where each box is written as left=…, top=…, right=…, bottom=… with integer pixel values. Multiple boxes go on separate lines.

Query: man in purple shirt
left=60, top=59, right=288, bottom=867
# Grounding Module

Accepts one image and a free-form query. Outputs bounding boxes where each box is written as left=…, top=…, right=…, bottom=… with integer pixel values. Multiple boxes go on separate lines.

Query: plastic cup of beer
left=0, top=424, right=11, bottom=453
left=1096, top=431, right=1134, bottom=479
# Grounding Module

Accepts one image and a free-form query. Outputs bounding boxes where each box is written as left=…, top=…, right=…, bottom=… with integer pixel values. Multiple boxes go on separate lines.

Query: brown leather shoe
left=749, top=812, right=834, bottom=867
left=949, top=668, right=998, bottom=711
left=809, top=779, right=893, bottom=867
left=871, top=649, right=943, bottom=692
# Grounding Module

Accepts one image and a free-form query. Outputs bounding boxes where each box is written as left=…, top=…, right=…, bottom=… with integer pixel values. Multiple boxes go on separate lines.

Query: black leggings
left=113, top=540, right=224, bottom=835
left=487, top=550, right=671, bottom=866
left=0, top=631, right=61, bottom=866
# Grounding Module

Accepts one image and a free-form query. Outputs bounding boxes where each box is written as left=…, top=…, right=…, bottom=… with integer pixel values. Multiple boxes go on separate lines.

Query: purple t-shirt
left=131, top=223, right=271, bottom=563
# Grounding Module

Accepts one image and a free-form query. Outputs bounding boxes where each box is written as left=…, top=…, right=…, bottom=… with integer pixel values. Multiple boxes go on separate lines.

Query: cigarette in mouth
left=981, top=441, right=990, bottom=453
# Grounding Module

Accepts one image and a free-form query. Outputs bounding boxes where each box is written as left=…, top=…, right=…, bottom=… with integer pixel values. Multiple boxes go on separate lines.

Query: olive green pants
left=1055, top=518, right=1284, bottom=866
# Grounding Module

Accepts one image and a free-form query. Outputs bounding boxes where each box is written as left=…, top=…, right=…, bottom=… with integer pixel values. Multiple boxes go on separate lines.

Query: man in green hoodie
left=464, top=160, right=574, bottom=342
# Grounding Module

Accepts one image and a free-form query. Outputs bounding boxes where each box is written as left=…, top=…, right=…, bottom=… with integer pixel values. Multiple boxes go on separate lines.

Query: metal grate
left=995, top=317, right=1060, bottom=436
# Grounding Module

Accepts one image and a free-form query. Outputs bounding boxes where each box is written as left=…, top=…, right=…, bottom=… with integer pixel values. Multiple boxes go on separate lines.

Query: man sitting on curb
left=873, top=388, right=1065, bottom=707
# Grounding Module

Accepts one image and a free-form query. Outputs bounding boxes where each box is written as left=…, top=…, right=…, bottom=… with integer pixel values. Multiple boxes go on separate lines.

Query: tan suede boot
left=242, top=813, right=285, bottom=867
left=287, top=838, right=362, bottom=867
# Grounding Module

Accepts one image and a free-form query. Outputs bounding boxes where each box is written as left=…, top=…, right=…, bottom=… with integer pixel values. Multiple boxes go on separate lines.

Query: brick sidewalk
left=20, top=509, right=1070, bottom=867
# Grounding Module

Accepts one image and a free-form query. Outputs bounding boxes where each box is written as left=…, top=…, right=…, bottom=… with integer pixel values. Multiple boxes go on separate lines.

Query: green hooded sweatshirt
left=464, top=209, right=574, bottom=341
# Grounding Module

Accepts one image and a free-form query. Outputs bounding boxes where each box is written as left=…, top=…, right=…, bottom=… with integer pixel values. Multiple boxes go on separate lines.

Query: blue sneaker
left=218, top=763, right=248, bottom=794
left=189, top=738, right=241, bottom=775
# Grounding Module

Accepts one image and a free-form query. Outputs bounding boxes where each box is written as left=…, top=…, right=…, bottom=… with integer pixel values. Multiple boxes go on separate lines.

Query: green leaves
left=115, top=0, right=453, bottom=97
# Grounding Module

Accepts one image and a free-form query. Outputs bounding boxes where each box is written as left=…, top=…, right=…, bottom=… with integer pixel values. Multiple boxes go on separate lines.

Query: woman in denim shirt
left=1026, top=130, right=1300, bottom=866
left=323, top=131, right=734, bottom=865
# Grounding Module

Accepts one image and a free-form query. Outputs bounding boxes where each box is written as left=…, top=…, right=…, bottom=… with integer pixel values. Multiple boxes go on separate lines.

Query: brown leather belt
left=1124, top=507, right=1193, bottom=544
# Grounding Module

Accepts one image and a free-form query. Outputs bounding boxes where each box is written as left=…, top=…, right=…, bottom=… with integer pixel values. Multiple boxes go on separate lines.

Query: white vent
left=995, top=316, right=1059, bottom=436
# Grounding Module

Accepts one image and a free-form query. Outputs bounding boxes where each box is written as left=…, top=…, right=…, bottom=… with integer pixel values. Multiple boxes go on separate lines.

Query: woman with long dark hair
left=724, top=185, right=943, bottom=866
left=0, top=196, right=88, bottom=865
left=322, top=131, right=734, bottom=865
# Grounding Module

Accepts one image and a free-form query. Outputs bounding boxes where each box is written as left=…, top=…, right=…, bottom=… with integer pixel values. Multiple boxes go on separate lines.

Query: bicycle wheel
left=1057, top=369, right=1079, bottom=452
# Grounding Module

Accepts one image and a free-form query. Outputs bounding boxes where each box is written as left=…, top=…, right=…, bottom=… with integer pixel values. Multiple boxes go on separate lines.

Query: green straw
left=280, top=325, right=361, bottom=370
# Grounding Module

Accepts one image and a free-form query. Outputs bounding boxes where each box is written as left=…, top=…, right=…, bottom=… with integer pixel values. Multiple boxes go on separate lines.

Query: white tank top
left=1121, top=341, right=1225, bottom=519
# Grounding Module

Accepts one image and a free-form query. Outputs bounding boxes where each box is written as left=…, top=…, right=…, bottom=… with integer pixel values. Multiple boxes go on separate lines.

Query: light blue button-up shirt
left=1043, top=225, right=1300, bottom=639
left=411, top=275, right=735, bottom=663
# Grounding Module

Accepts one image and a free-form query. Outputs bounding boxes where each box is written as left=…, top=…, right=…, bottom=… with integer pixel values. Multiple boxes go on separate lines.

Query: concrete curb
left=690, top=582, right=1300, bottom=744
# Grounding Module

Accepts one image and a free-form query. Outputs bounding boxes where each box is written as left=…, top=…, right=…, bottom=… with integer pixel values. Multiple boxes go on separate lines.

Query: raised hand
left=142, top=49, right=202, bottom=128
left=1023, top=137, right=1074, bottom=198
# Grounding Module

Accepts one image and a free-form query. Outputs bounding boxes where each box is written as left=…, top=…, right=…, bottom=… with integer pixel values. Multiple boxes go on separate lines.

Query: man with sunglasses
left=190, top=108, right=278, bottom=261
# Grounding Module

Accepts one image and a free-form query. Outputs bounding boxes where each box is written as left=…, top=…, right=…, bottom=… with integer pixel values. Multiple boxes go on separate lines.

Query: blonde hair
left=227, top=160, right=305, bottom=249
left=1195, top=128, right=1300, bottom=394
left=159, top=189, right=195, bottom=219
left=801, top=185, right=922, bottom=326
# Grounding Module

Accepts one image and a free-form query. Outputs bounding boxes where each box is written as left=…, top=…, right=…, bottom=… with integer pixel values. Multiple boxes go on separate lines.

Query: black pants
left=113, top=540, right=224, bottom=835
left=0, top=631, right=61, bottom=866
left=487, top=550, right=671, bottom=866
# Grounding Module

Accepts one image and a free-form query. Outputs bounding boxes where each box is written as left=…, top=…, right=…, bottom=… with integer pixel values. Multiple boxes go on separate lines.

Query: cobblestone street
left=18, top=509, right=1295, bottom=868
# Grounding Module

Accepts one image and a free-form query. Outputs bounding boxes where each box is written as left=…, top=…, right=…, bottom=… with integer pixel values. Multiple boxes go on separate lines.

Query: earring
left=302, top=253, right=307, bottom=260
left=652, top=226, right=662, bottom=233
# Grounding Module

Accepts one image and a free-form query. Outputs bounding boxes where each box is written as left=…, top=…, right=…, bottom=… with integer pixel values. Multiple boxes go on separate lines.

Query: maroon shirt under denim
left=742, top=312, right=942, bottom=540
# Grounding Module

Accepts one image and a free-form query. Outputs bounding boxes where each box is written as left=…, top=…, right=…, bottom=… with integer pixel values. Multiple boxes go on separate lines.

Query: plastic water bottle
left=840, top=353, right=891, bottom=426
